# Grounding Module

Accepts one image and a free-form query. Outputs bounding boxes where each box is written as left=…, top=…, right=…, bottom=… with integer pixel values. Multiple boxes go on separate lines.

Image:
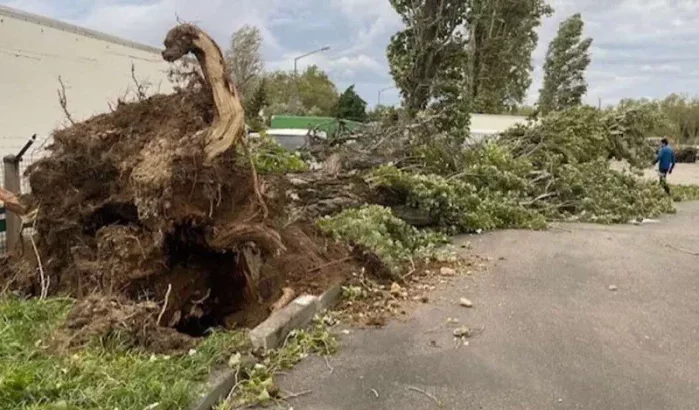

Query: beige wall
left=470, top=114, right=529, bottom=134
left=0, top=5, right=173, bottom=160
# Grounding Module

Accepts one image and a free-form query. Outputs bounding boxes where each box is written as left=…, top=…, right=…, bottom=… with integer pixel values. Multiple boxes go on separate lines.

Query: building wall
left=0, top=5, right=173, bottom=163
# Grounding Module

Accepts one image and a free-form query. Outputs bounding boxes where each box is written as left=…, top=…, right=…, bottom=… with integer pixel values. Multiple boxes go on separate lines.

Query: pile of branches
left=303, top=105, right=675, bottom=256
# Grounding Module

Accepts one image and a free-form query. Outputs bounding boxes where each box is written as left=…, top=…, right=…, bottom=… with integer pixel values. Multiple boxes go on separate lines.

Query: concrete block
left=318, top=282, right=343, bottom=311
left=249, top=294, right=319, bottom=350
left=188, top=369, right=236, bottom=410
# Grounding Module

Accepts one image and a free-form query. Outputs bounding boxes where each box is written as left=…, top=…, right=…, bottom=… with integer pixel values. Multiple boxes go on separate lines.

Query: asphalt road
left=278, top=202, right=699, bottom=410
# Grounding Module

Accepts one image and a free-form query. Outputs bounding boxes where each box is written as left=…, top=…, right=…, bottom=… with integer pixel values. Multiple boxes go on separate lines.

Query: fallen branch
left=370, top=388, right=380, bottom=398
left=282, top=389, right=313, bottom=400
left=664, top=242, right=699, bottom=256
left=407, top=386, right=442, bottom=407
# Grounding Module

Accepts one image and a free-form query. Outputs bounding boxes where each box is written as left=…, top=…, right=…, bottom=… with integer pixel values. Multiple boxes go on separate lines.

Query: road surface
left=279, top=202, right=699, bottom=410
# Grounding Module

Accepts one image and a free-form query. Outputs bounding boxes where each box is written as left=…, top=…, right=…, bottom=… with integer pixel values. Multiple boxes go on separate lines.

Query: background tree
left=466, top=0, right=553, bottom=114
left=225, top=25, right=264, bottom=100
left=335, top=85, right=368, bottom=122
left=264, top=65, right=339, bottom=116
left=387, top=0, right=469, bottom=115
left=538, top=13, right=593, bottom=115
left=245, top=78, right=268, bottom=131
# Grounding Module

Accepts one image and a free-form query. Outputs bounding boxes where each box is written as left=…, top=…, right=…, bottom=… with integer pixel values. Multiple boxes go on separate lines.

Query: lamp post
left=293, top=46, right=330, bottom=112
left=294, top=46, right=331, bottom=76
left=377, top=86, right=395, bottom=106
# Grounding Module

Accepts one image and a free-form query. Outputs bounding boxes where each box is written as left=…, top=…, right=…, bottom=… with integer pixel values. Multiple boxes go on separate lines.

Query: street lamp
left=294, top=46, right=331, bottom=77
left=293, top=46, right=330, bottom=112
left=377, top=86, right=396, bottom=106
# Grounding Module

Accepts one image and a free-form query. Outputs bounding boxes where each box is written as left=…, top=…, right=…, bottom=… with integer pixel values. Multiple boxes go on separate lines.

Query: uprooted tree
left=0, top=24, right=361, bottom=352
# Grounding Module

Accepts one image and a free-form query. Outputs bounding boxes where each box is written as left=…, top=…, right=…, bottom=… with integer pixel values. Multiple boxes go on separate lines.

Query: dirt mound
left=1, top=25, right=359, bottom=352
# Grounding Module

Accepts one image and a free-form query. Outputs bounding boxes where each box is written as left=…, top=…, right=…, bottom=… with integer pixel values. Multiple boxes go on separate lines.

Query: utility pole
left=293, top=46, right=330, bottom=112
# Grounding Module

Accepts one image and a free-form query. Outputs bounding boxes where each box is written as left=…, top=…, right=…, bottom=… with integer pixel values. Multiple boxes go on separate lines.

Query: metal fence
left=0, top=134, right=47, bottom=254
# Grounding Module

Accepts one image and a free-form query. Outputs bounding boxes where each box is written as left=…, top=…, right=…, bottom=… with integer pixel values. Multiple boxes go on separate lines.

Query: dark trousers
left=659, top=170, right=670, bottom=195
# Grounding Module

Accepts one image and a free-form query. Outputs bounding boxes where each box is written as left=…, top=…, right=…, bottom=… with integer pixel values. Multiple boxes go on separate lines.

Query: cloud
left=3, top=0, right=699, bottom=107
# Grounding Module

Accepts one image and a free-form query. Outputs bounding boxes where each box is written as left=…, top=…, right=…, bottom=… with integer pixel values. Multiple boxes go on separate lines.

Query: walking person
left=652, top=137, right=676, bottom=195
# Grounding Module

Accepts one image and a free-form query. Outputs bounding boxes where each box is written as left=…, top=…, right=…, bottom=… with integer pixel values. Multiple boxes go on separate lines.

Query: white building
left=470, top=113, right=532, bottom=142
left=0, top=5, right=173, bottom=162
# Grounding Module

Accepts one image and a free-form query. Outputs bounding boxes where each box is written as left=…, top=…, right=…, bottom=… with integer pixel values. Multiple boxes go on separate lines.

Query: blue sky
left=4, top=0, right=699, bottom=108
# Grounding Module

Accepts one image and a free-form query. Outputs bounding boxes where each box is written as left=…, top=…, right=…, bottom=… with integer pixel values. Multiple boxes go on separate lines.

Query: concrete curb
left=188, top=282, right=344, bottom=410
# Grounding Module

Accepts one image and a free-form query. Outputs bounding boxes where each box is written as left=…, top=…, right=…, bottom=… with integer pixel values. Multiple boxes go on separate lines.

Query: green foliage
left=245, top=78, right=268, bottom=131
left=369, top=107, right=677, bottom=231
left=371, top=165, right=546, bottom=232
left=225, top=25, right=264, bottom=100
left=671, top=185, right=699, bottom=202
left=335, top=85, right=368, bottom=122
left=264, top=66, right=339, bottom=117
left=618, top=94, right=699, bottom=144
left=467, top=0, right=554, bottom=113
left=538, top=13, right=593, bottom=114
left=387, top=0, right=470, bottom=134
left=317, top=205, right=449, bottom=274
left=220, top=317, right=337, bottom=408
left=250, top=133, right=309, bottom=174
left=0, top=297, right=247, bottom=410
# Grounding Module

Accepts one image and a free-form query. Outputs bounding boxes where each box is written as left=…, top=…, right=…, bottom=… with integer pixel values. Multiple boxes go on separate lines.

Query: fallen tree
left=0, top=24, right=360, bottom=351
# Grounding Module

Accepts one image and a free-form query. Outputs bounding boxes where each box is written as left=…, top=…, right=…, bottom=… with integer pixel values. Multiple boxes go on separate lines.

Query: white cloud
left=4, top=0, right=699, bottom=107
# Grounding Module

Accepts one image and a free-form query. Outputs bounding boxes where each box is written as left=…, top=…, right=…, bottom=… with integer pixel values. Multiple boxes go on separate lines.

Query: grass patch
left=217, top=317, right=337, bottom=408
left=671, top=184, right=699, bottom=202
left=0, top=296, right=248, bottom=410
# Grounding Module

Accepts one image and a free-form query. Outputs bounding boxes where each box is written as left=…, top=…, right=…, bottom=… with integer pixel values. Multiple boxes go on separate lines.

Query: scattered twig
left=664, top=242, right=699, bottom=256
left=370, top=388, right=380, bottom=398
left=407, top=386, right=442, bottom=407
left=30, top=210, right=48, bottom=299
left=131, top=63, right=148, bottom=101
left=324, top=355, right=334, bottom=374
left=57, top=76, right=76, bottom=126
left=156, top=283, right=172, bottom=326
left=282, top=389, right=313, bottom=400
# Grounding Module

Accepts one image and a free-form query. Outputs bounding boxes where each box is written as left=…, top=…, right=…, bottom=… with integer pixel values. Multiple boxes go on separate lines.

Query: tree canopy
left=335, top=85, right=368, bottom=122
left=224, top=25, right=264, bottom=100
left=538, top=13, right=593, bottom=115
left=264, top=65, right=339, bottom=116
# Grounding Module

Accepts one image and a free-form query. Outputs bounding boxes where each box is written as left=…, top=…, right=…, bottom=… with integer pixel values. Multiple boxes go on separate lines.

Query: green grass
left=0, top=297, right=248, bottom=410
left=671, top=184, right=699, bottom=202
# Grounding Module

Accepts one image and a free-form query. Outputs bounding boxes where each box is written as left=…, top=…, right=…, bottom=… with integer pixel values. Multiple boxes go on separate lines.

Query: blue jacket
left=655, top=146, right=676, bottom=172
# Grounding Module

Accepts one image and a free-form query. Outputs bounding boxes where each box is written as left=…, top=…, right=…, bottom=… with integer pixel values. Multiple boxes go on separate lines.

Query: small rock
left=453, top=327, right=471, bottom=338
left=459, top=298, right=474, bottom=308
left=341, top=329, right=351, bottom=335
left=440, top=267, right=457, bottom=276
left=558, top=398, right=563, bottom=403
left=608, top=285, right=618, bottom=291
left=390, top=282, right=402, bottom=297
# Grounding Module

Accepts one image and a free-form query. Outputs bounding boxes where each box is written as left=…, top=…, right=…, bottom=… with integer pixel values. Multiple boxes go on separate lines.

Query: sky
left=3, top=0, right=699, bottom=108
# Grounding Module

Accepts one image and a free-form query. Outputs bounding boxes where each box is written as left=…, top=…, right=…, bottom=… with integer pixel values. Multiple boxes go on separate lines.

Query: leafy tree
left=387, top=0, right=552, bottom=124
left=386, top=0, right=470, bottom=133
left=245, top=78, right=268, bottom=131
left=264, top=66, right=339, bottom=116
left=225, top=25, right=264, bottom=100
left=335, top=85, right=368, bottom=122
left=466, top=0, right=554, bottom=114
left=538, top=13, right=593, bottom=115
